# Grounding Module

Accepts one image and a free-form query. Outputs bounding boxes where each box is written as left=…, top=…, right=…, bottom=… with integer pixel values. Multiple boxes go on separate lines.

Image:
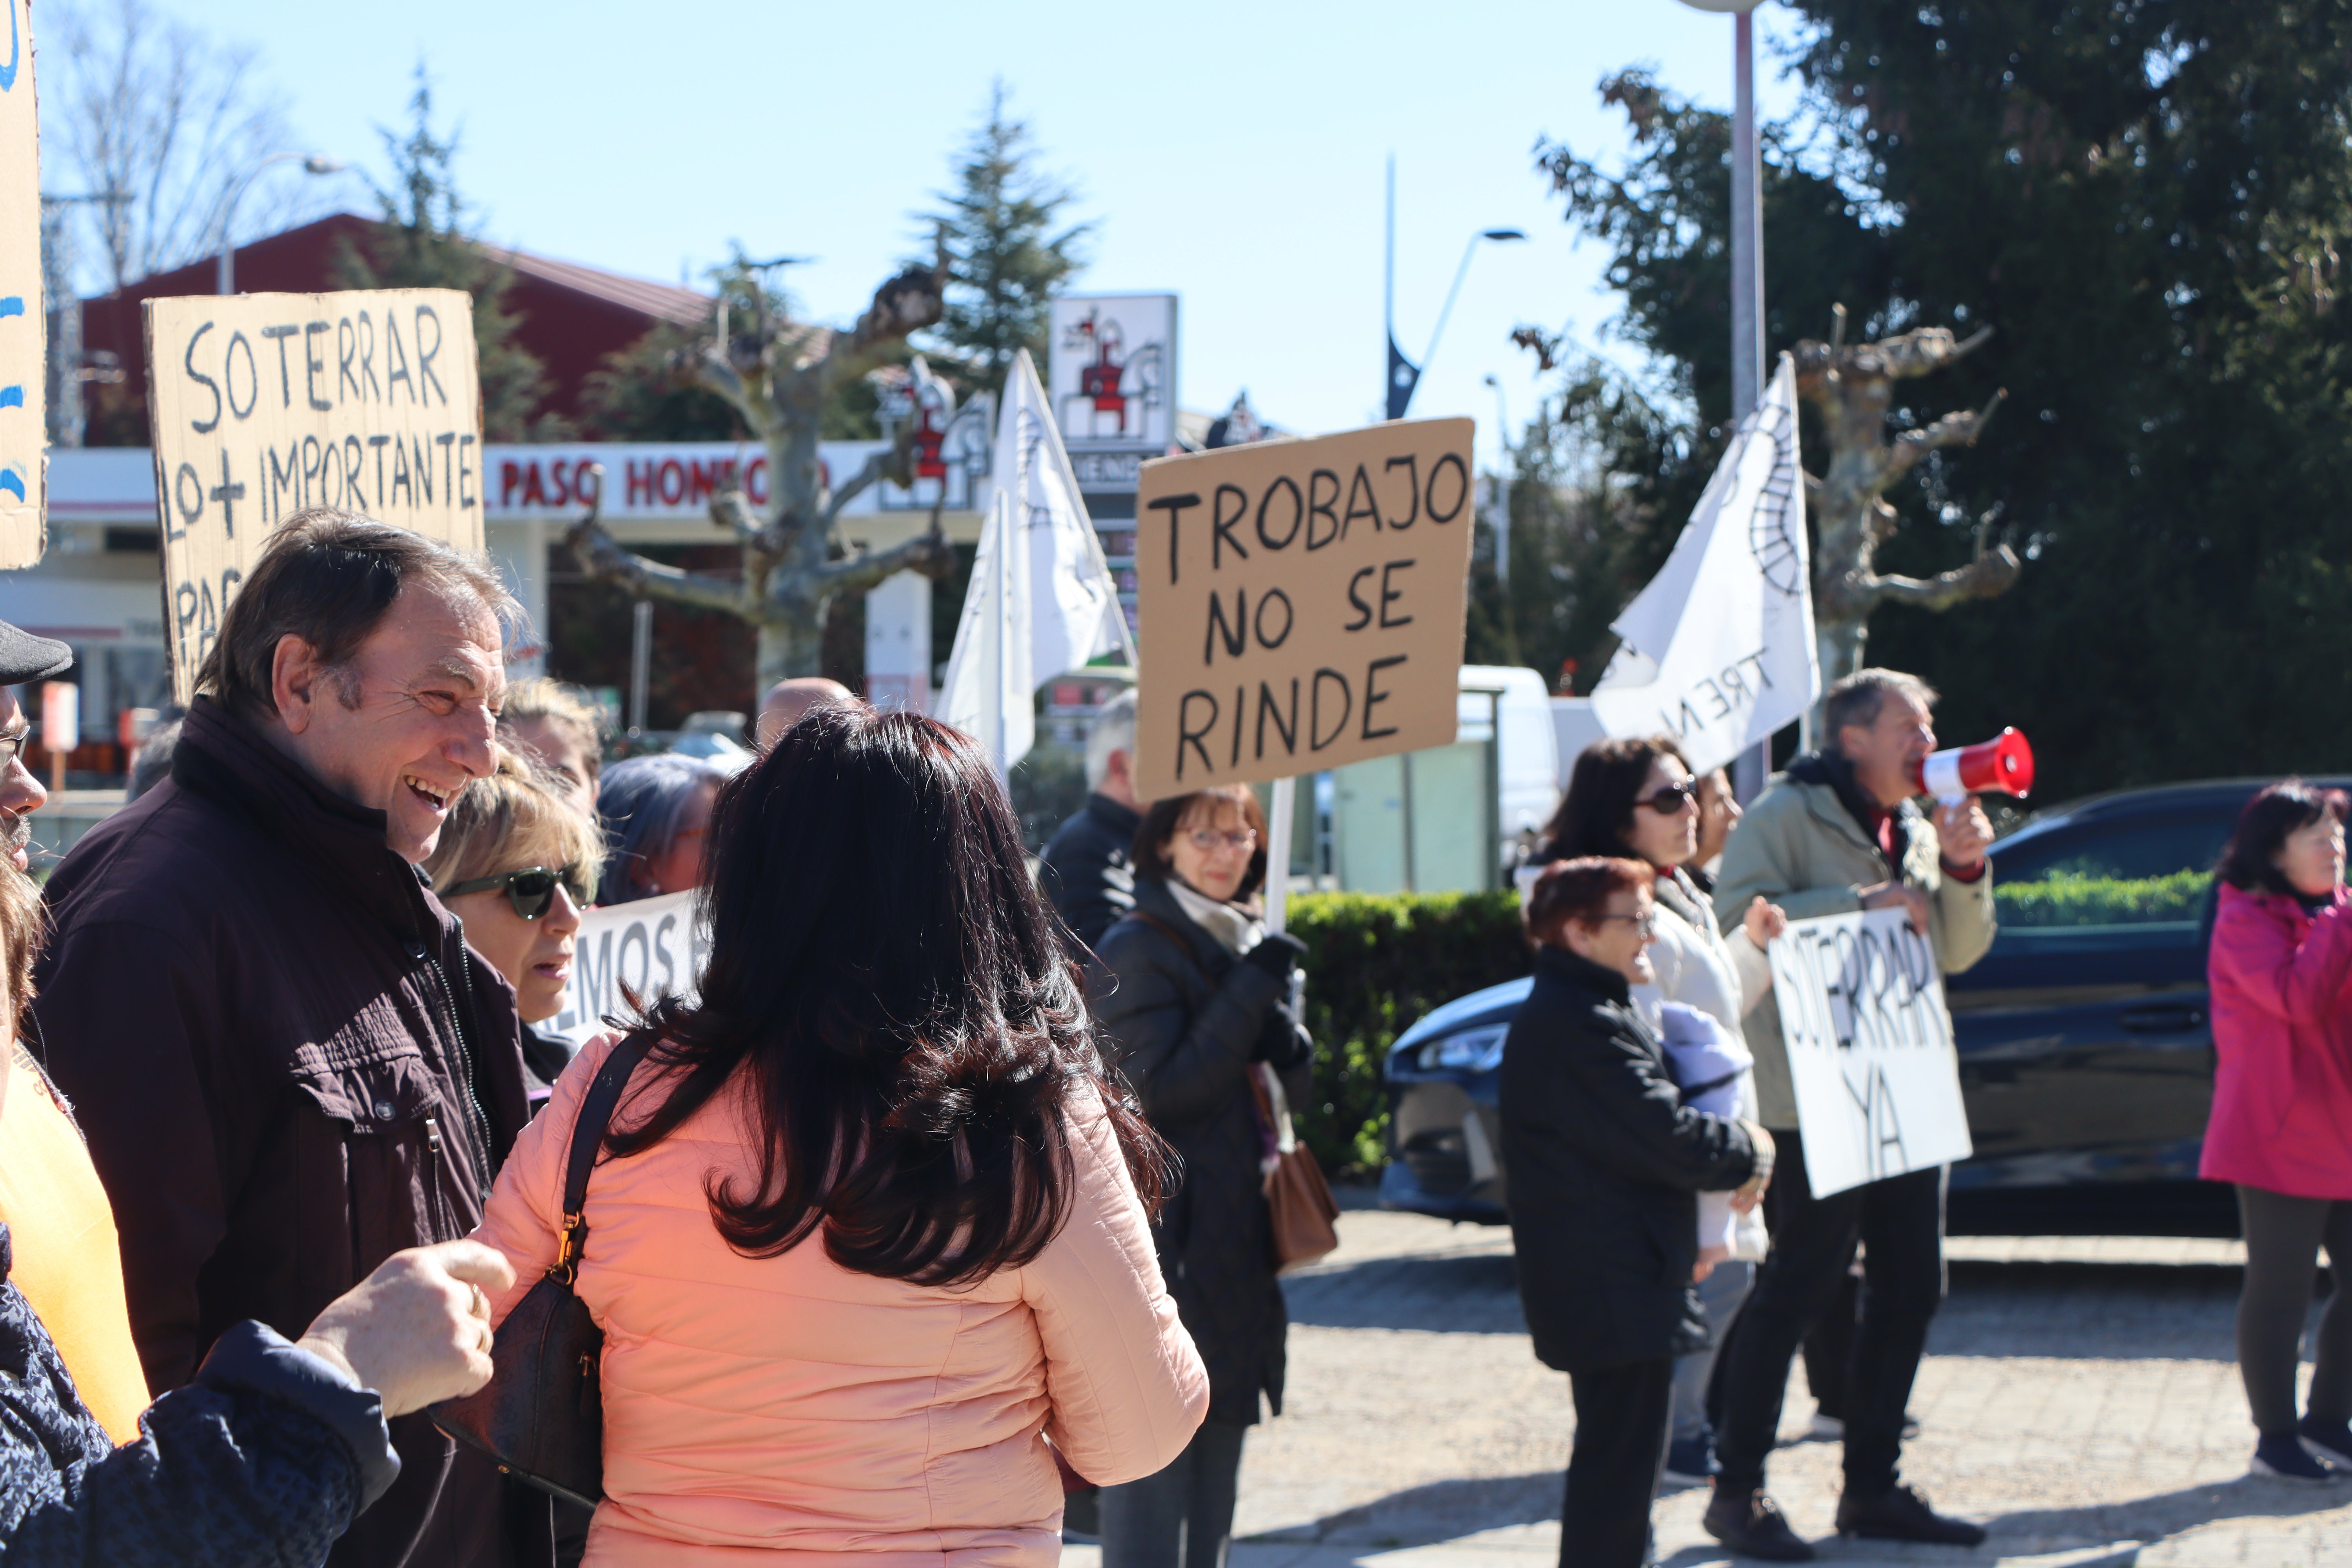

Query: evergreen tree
left=336, top=69, right=559, bottom=441
left=922, top=82, right=1091, bottom=396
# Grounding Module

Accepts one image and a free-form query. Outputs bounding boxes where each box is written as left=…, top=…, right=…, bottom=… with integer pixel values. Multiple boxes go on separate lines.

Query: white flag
left=1588, top=354, right=1818, bottom=775
left=940, top=350, right=1133, bottom=773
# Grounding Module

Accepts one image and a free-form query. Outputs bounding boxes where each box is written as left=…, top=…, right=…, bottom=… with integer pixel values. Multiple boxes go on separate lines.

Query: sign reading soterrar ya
left=143, top=289, right=484, bottom=699
left=1133, top=419, right=1475, bottom=799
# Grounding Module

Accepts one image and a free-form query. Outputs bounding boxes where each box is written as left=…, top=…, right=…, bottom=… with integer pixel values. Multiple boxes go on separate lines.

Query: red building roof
left=78, top=213, right=710, bottom=442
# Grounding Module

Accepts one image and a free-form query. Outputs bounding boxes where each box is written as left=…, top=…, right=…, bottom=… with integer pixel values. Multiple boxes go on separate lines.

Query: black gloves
left=1244, top=930, right=1308, bottom=980
left=1252, top=999, right=1313, bottom=1068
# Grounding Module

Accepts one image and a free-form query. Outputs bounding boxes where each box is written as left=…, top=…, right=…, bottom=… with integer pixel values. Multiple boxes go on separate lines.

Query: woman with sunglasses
left=1091, top=784, right=1312, bottom=1568
left=1531, top=737, right=1786, bottom=1488
left=1506, top=857, right=1771, bottom=1568
left=425, top=753, right=603, bottom=1102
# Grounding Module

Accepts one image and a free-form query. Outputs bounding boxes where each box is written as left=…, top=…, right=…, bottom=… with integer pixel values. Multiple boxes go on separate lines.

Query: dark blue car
left=1380, top=778, right=2334, bottom=1236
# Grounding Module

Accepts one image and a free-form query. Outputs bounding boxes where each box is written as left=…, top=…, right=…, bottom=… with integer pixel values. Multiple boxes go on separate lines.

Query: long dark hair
left=1537, top=737, right=1679, bottom=863
left=608, top=703, right=1169, bottom=1287
left=2218, top=779, right=2349, bottom=896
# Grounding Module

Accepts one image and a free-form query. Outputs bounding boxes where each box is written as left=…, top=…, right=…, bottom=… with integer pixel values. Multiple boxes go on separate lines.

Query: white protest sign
left=142, top=289, right=483, bottom=700
left=544, top=890, right=706, bottom=1049
left=1767, top=906, right=1972, bottom=1198
left=0, top=0, right=41, bottom=567
left=1589, top=355, right=1817, bottom=773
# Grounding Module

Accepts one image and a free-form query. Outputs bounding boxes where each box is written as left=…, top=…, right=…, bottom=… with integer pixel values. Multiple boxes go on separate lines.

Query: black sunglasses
left=442, top=865, right=589, bottom=921
left=1635, top=781, right=1697, bottom=814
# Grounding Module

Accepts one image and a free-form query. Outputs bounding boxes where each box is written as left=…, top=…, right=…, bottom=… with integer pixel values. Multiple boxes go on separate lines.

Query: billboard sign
left=1048, top=294, right=1176, bottom=494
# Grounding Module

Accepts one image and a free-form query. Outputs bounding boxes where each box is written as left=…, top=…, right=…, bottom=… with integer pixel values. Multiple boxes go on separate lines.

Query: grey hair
left=1084, top=688, right=1138, bottom=791
left=597, top=752, right=728, bottom=904
left=1824, top=668, right=1940, bottom=744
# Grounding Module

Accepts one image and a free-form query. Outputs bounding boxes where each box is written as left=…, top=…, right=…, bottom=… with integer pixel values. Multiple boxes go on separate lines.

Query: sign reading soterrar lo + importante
left=143, top=289, right=483, bottom=700
left=1132, top=418, right=1475, bottom=799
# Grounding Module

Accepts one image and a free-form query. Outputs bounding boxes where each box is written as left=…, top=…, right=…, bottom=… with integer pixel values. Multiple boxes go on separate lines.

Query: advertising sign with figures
left=1587, top=354, right=1817, bottom=774
left=1048, top=294, right=1176, bottom=496
left=0, top=0, right=41, bottom=567
left=143, top=290, right=482, bottom=700
left=1768, top=907, right=1973, bottom=1198
left=1132, top=417, right=1475, bottom=800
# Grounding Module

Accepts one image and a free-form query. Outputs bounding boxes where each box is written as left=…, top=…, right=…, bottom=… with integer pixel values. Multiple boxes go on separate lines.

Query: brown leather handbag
left=1248, top=1063, right=1341, bottom=1272
left=431, top=1033, right=652, bottom=1508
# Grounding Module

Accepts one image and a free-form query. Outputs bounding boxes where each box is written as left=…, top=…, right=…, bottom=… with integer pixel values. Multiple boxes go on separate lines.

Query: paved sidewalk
left=1066, top=1202, right=2352, bottom=1568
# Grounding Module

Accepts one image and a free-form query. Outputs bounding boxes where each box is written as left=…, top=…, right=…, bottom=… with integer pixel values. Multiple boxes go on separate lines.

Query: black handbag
left=431, top=1032, right=653, bottom=1508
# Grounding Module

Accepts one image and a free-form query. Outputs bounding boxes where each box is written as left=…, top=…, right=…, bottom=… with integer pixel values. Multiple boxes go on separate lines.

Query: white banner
left=545, top=889, right=704, bottom=1049
left=1767, top=907, right=1972, bottom=1198
left=1588, top=354, right=1817, bottom=775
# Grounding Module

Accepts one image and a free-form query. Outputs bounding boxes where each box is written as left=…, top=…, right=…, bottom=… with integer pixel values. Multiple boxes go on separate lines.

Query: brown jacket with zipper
left=29, top=696, right=532, bottom=1568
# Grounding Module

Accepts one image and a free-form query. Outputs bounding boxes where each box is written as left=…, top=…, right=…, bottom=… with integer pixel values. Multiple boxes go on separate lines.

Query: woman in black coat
left=1091, top=783, right=1312, bottom=1568
left=1503, top=857, right=1774, bottom=1568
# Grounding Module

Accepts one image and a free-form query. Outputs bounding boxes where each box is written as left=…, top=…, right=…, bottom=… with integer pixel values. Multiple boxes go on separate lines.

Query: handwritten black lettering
left=1425, top=451, right=1469, bottom=523
left=1343, top=566, right=1376, bottom=631
left=1383, top=454, right=1420, bottom=527
left=1256, top=679, right=1299, bottom=760
left=1310, top=669, right=1352, bottom=750
left=1205, top=588, right=1247, bottom=664
left=1148, top=492, right=1201, bottom=585
left=1342, top=464, right=1382, bottom=539
left=1257, top=475, right=1302, bottom=550
left=416, top=306, right=446, bottom=405
left=1176, top=690, right=1218, bottom=780
left=1253, top=587, right=1293, bottom=649
left=1361, top=655, right=1407, bottom=741
left=1210, top=483, right=1248, bottom=569
left=1306, top=469, right=1340, bottom=550
left=183, top=323, right=221, bottom=434
left=303, top=321, right=332, bottom=411
left=1378, top=559, right=1416, bottom=628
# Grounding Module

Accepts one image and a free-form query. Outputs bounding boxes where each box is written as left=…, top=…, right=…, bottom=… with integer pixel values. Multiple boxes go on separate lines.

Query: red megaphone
left=1910, top=727, right=2034, bottom=805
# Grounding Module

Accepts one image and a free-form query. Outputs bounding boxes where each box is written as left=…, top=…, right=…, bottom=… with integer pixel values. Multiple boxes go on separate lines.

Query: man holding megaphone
left=1700, top=669, right=2002, bottom=1561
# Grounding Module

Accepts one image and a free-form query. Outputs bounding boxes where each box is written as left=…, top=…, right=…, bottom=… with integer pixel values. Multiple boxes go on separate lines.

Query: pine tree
left=336, top=69, right=558, bottom=441
left=922, top=82, right=1091, bottom=396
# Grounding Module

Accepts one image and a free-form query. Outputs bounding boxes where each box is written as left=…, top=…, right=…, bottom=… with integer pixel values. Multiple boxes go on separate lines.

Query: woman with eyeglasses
left=1506, top=857, right=1772, bottom=1568
left=1530, top=737, right=1786, bottom=1488
left=1091, top=784, right=1313, bottom=1568
left=425, top=752, right=603, bottom=1103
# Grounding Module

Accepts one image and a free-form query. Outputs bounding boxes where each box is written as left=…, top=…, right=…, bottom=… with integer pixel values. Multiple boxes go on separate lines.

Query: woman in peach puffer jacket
left=475, top=704, right=1209, bottom=1566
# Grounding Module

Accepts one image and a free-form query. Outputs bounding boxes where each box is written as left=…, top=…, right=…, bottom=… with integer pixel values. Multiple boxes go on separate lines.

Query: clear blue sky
left=118, top=0, right=1808, bottom=471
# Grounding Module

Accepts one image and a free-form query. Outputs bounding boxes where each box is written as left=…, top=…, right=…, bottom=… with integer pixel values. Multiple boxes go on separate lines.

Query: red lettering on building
left=628, top=460, right=655, bottom=506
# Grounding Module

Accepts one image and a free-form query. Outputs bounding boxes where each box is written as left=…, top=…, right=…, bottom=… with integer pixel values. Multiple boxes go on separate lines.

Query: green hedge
left=1994, top=868, right=2210, bottom=927
left=1290, top=889, right=1530, bottom=1177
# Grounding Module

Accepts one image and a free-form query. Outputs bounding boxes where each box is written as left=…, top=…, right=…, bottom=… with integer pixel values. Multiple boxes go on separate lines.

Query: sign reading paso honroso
left=1132, top=418, right=1475, bottom=799
left=143, top=289, right=483, bottom=699
left=545, top=889, right=706, bottom=1049
left=1767, top=907, right=1973, bottom=1198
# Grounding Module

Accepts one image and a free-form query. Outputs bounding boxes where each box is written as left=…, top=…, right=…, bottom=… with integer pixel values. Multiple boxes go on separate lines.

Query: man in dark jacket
left=1040, top=688, right=1143, bottom=951
left=32, top=512, right=535, bottom=1568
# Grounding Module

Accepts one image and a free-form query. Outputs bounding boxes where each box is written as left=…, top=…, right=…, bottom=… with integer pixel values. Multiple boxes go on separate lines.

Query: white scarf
left=1166, top=877, right=1265, bottom=958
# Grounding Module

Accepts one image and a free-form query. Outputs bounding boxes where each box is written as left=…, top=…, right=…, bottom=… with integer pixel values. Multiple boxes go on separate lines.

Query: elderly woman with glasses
left=1529, top=737, right=1787, bottom=1488
left=424, top=751, right=603, bottom=1101
left=1506, top=857, right=1773, bottom=1568
left=1090, top=784, right=1313, bottom=1568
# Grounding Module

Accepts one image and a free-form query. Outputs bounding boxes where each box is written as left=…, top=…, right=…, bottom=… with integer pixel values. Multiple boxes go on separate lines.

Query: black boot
left=1834, top=1483, right=1987, bottom=1545
left=1702, top=1487, right=1815, bottom=1561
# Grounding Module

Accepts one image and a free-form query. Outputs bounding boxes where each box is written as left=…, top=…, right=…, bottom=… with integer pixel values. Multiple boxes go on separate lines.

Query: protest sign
left=143, top=289, right=483, bottom=699
left=1133, top=418, right=1475, bottom=799
left=544, top=889, right=705, bottom=1049
left=1768, top=906, right=1973, bottom=1198
left=0, top=0, right=42, bottom=568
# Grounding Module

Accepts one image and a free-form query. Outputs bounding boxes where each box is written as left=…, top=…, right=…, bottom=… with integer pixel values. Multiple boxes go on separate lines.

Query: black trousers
left=1099, top=1420, right=1249, bottom=1568
left=1715, top=1129, right=1946, bottom=1498
left=1563, top=1357, right=1673, bottom=1568
left=2235, top=1184, right=2352, bottom=1437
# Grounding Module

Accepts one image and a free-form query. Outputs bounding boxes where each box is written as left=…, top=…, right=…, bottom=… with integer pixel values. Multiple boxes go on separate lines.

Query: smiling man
left=31, top=512, right=537, bottom=1568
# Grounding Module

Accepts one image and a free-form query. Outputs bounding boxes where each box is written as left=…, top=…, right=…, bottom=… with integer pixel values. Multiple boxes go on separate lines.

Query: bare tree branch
left=565, top=491, right=757, bottom=620
left=818, top=440, right=915, bottom=529
left=1887, top=388, right=2008, bottom=482
left=815, top=530, right=957, bottom=597
left=1831, top=545, right=2024, bottom=617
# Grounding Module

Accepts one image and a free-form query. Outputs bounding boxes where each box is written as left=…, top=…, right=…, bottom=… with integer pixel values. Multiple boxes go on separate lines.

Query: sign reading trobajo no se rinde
left=1766, top=906, right=1973, bottom=1199
left=143, top=289, right=484, bottom=700
left=1133, top=418, right=1475, bottom=799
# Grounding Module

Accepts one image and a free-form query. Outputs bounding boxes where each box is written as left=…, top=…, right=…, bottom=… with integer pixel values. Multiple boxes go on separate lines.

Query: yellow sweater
left=0, top=1053, right=149, bottom=1443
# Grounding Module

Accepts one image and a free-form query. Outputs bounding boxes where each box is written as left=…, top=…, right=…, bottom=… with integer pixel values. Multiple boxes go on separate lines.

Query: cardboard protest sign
left=143, top=290, right=483, bottom=699
left=544, top=889, right=706, bottom=1049
left=1768, top=907, right=1974, bottom=1198
left=1133, top=418, right=1475, bottom=799
left=0, top=0, right=42, bottom=568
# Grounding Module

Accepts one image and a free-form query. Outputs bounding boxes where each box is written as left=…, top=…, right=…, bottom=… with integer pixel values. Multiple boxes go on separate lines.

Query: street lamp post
left=216, top=153, right=346, bottom=295
left=1383, top=156, right=1526, bottom=420
left=1483, top=373, right=1512, bottom=593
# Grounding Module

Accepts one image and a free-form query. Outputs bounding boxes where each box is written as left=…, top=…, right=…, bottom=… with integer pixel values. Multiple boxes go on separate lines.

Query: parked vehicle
left=1379, top=779, right=2340, bottom=1236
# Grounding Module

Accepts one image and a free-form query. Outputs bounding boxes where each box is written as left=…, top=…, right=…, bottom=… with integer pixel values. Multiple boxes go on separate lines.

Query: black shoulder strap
left=550, top=1032, right=654, bottom=1283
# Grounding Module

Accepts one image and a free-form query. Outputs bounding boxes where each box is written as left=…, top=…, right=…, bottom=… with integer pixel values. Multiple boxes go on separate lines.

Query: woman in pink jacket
left=475, top=704, right=1210, bottom=1564
left=2204, top=779, right=2352, bottom=1484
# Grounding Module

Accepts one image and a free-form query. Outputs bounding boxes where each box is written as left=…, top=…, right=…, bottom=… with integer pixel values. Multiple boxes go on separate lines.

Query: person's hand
left=1935, top=799, right=1995, bottom=868
left=1729, top=1123, right=1775, bottom=1214
left=296, top=1240, right=515, bottom=1418
left=1244, top=930, right=1308, bottom=979
left=1742, top=895, right=1789, bottom=948
left=1860, top=881, right=1931, bottom=935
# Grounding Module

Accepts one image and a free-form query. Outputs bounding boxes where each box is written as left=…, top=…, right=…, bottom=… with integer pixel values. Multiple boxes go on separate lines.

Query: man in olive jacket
left=32, top=514, right=535, bottom=1568
left=1702, top=668, right=1996, bottom=1560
